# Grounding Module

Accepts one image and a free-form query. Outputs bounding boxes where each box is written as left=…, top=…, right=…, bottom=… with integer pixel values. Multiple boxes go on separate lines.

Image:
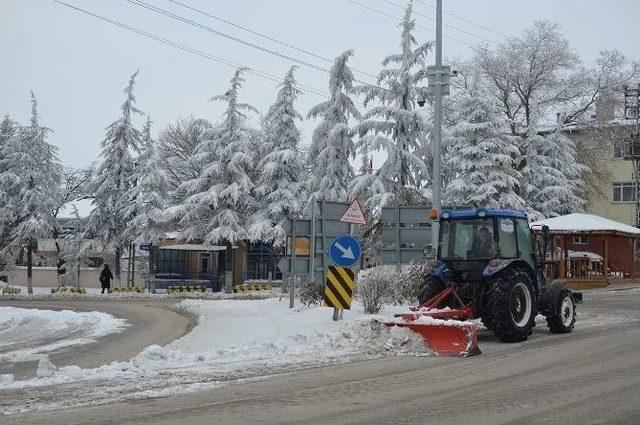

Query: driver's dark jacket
left=471, top=237, right=493, bottom=258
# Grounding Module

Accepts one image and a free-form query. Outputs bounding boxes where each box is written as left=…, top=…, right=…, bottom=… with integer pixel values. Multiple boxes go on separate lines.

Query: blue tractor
left=412, top=208, right=582, bottom=345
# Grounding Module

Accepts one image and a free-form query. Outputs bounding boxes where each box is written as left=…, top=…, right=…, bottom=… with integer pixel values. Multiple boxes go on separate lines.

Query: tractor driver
left=471, top=226, right=494, bottom=258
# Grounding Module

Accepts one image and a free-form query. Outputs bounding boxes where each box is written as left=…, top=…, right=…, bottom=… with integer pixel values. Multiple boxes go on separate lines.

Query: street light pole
left=431, top=0, right=444, bottom=247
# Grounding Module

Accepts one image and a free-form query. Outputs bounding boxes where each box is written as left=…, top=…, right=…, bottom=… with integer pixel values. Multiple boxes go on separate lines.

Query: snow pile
left=0, top=306, right=128, bottom=362
left=0, top=287, right=280, bottom=301
left=0, top=299, right=429, bottom=397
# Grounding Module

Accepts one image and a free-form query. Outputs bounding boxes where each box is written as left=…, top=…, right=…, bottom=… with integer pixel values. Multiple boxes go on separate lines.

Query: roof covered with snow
left=57, top=197, right=95, bottom=220
left=159, top=244, right=234, bottom=251
left=530, top=213, right=640, bottom=236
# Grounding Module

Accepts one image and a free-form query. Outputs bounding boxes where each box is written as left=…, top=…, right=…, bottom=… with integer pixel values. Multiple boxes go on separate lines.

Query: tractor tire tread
left=487, top=267, right=536, bottom=342
left=546, top=290, right=576, bottom=333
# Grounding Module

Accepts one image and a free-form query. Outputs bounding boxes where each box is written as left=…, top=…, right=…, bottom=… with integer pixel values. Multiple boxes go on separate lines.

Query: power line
left=415, top=0, right=510, bottom=39
left=167, top=0, right=378, bottom=80
left=50, top=0, right=330, bottom=99
left=344, top=0, right=476, bottom=48
left=126, top=0, right=333, bottom=75
left=378, top=0, right=497, bottom=44
left=126, top=0, right=393, bottom=95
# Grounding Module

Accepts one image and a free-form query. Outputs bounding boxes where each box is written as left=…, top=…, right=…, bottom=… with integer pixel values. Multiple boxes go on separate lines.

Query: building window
left=612, top=182, right=636, bottom=202
left=573, top=236, right=588, bottom=244
left=613, top=144, right=623, bottom=158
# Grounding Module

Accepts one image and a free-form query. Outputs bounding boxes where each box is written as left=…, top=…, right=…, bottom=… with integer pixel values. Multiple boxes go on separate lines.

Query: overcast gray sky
left=1, top=0, right=639, bottom=168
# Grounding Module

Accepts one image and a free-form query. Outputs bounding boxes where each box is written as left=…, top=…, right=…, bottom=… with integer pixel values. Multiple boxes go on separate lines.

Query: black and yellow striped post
left=324, top=266, right=356, bottom=316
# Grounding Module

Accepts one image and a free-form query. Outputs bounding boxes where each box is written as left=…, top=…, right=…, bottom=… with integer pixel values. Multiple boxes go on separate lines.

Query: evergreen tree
left=444, top=80, right=525, bottom=209
left=0, top=115, right=20, bottom=249
left=305, top=50, right=360, bottom=208
left=7, top=93, right=63, bottom=293
left=157, top=116, right=212, bottom=190
left=176, top=69, right=257, bottom=291
left=124, top=116, right=169, bottom=243
left=83, top=71, right=143, bottom=283
left=523, top=124, right=587, bottom=219
left=543, top=126, right=587, bottom=213
left=250, top=66, right=304, bottom=245
left=353, top=3, right=431, bottom=209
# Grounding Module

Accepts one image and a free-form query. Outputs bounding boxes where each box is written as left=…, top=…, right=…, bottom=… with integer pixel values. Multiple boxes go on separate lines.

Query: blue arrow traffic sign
left=328, top=235, right=361, bottom=267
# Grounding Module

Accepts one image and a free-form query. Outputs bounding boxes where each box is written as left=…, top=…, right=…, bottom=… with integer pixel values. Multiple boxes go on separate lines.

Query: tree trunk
left=225, top=242, right=233, bottom=293
left=131, top=244, right=136, bottom=288
left=27, top=240, right=33, bottom=295
left=115, top=246, right=121, bottom=286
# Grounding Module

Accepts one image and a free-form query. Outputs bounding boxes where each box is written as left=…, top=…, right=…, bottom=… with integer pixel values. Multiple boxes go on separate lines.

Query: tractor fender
left=539, top=280, right=568, bottom=315
left=482, top=259, right=532, bottom=278
left=482, top=259, right=538, bottom=298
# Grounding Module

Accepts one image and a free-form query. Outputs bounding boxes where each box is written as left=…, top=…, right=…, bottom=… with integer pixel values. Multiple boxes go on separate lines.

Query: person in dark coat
left=471, top=226, right=494, bottom=258
left=100, top=264, right=114, bottom=294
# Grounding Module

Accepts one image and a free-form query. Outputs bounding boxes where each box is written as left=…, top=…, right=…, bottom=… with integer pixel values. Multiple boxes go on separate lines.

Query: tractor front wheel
left=417, top=276, right=446, bottom=305
left=487, top=268, right=536, bottom=342
left=546, top=290, right=576, bottom=333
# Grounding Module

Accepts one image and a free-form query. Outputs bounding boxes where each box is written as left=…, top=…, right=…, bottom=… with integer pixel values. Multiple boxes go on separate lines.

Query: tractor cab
left=436, top=208, right=535, bottom=284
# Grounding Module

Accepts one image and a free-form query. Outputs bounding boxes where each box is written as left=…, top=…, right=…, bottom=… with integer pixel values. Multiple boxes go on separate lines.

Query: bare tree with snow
left=305, top=50, right=360, bottom=208
left=352, top=3, right=431, bottom=209
left=477, top=21, right=580, bottom=134
left=250, top=66, right=304, bottom=246
left=83, top=71, right=143, bottom=284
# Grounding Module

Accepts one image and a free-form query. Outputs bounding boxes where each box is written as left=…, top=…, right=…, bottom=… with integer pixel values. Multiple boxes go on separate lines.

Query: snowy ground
left=0, top=299, right=429, bottom=415
left=0, top=307, right=128, bottom=365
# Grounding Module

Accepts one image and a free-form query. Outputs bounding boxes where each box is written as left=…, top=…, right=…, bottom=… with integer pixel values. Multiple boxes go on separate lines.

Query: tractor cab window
left=440, top=219, right=496, bottom=260
left=498, top=218, right=517, bottom=258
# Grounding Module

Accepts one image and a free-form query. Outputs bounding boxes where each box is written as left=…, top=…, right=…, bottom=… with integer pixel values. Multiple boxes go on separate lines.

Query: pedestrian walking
left=100, top=264, right=113, bottom=294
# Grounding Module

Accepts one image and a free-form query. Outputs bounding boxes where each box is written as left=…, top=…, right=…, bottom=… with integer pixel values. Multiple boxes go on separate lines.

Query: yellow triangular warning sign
left=339, top=199, right=367, bottom=225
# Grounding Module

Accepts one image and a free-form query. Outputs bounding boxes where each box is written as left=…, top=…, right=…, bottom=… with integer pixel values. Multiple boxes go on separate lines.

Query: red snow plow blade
left=386, top=285, right=481, bottom=357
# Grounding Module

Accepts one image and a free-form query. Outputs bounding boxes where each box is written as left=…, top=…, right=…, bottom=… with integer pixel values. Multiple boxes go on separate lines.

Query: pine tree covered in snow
left=543, top=126, right=587, bottom=213
left=124, top=116, right=169, bottom=243
left=444, top=79, right=525, bottom=209
left=0, top=115, right=20, bottom=248
left=305, top=50, right=360, bottom=207
left=6, top=93, right=63, bottom=293
left=176, top=69, right=257, bottom=250
left=157, top=116, right=212, bottom=190
left=83, top=71, right=143, bottom=282
left=250, top=66, right=304, bottom=245
left=352, top=4, right=431, bottom=209
left=523, top=124, right=587, bottom=219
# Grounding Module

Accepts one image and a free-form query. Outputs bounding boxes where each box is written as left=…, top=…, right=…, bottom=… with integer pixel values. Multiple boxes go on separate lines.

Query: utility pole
left=426, top=0, right=450, bottom=248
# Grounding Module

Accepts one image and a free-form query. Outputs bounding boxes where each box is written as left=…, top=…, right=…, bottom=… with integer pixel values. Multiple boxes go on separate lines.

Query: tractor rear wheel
left=486, top=267, right=536, bottom=342
left=417, top=276, right=446, bottom=305
left=546, top=290, right=576, bottom=333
